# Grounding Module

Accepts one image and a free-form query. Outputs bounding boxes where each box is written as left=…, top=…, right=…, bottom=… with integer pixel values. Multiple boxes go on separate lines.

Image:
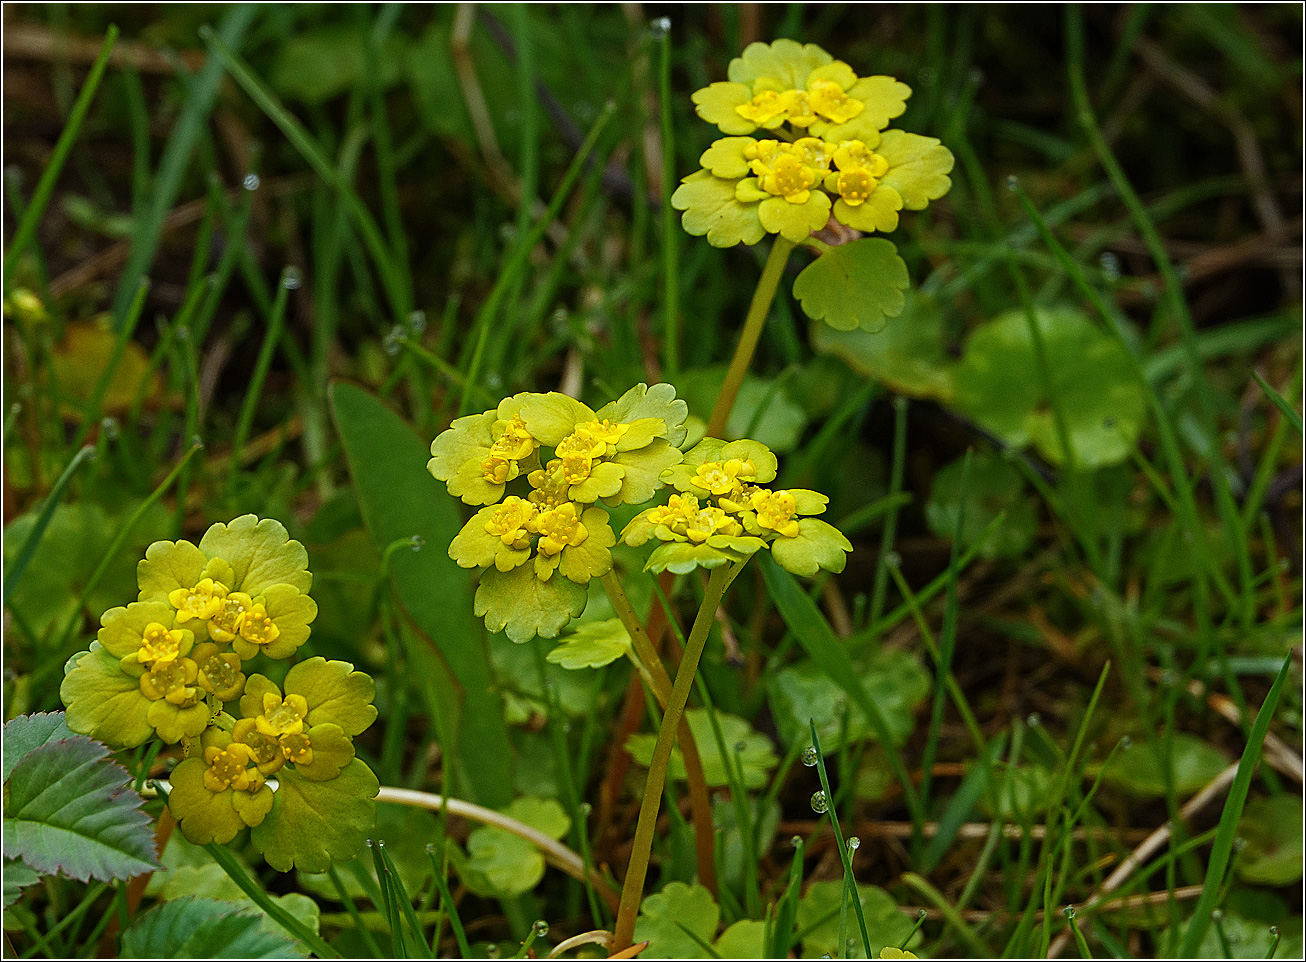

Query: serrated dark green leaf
left=121, top=896, right=305, bottom=958
left=2, top=733, right=159, bottom=882
left=792, top=238, right=909, bottom=333
left=2, top=712, right=73, bottom=781
left=3, top=860, right=40, bottom=907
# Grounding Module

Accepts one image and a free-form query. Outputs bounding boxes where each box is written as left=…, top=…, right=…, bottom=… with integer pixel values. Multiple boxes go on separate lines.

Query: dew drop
left=101, top=416, right=120, bottom=440
left=580, top=802, right=593, bottom=816
left=533, top=920, right=549, bottom=938
left=1120, top=735, right=1132, bottom=749
left=1269, top=926, right=1279, bottom=936
left=847, top=836, right=861, bottom=852
left=1232, top=836, right=1246, bottom=851
left=407, top=310, right=428, bottom=335
left=649, top=16, right=671, bottom=37
left=1063, top=905, right=1076, bottom=919
left=917, top=908, right=928, bottom=920
left=174, top=326, right=190, bottom=343
left=1099, top=251, right=1120, bottom=282
left=968, top=67, right=985, bottom=86
left=425, top=842, right=437, bottom=854
left=801, top=746, right=819, bottom=767
left=410, top=535, right=425, bottom=551
left=884, top=551, right=901, bottom=569
left=365, top=838, right=375, bottom=848
left=1006, top=175, right=1020, bottom=192
left=1211, top=908, right=1223, bottom=921
left=810, top=790, right=829, bottom=814
left=383, top=325, right=407, bottom=356
left=1027, top=713, right=1041, bottom=727
left=242, top=172, right=261, bottom=191
left=486, top=372, right=503, bottom=389
left=281, top=266, right=302, bottom=290
left=791, top=834, right=803, bottom=848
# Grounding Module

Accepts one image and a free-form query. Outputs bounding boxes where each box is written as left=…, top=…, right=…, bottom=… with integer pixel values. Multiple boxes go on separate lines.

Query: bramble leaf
left=121, top=896, right=305, bottom=958
left=2, top=724, right=159, bottom=882
left=792, top=238, right=909, bottom=333
left=3, top=861, right=40, bottom=907
left=1, top=712, right=73, bottom=782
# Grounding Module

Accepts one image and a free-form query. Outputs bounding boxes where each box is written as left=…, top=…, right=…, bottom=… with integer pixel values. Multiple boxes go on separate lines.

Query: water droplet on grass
left=847, top=836, right=860, bottom=852
left=801, top=746, right=818, bottom=767
left=281, top=266, right=302, bottom=289
left=649, top=17, right=671, bottom=37
left=1006, top=175, right=1019, bottom=191
left=533, top=920, right=549, bottom=938
left=242, top=173, right=261, bottom=191
left=810, top=790, right=829, bottom=814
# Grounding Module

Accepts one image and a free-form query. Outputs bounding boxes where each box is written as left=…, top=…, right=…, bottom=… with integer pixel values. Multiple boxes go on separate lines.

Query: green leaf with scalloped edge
left=457, top=794, right=573, bottom=898
left=792, top=238, right=909, bottom=333
left=925, top=452, right=1037, bottom=560
left=250, top=761, right=378, bottom=874
left=474, top=564, right=588, bottom=643
left=633, top=881, right=720, bottom=959
left=2, top=723, right=159, bottom=882
left=797, top=881, right=919, bottom=959
left=626, top=709, right=777, bottom=788
left=766, top=648, right=929, bottom=752
left=121, top=896, right=305, bottom=958
left=952, top=305, right=1147, bottom=467
left=715, top=920, right=767, bottom=959
left=1102, top=733, right=1229, bottom=797
left=1235, top=794, right=1302, bottom=885
left=546, top=617, right=631, bottom=670
left=811, top=290, right=956, bottom=400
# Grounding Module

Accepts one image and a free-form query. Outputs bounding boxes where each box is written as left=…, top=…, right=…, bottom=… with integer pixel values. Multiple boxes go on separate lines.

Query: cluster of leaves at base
left=57, top=515, right=379, bottom=873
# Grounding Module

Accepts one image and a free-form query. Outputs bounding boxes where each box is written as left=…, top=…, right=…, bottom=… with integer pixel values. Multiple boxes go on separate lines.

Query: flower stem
left=600, top=570, right=719, bottom=898
left=706, top=236, right=796, bottom=438
left=611, top=562, right=743, bottom=952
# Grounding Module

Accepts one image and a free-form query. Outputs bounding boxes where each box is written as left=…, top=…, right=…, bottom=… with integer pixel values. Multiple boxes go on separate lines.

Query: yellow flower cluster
left=429, top=385, right=688, bottom=642
left=673, top=39, right=953, bottom=247
left=624, top=439, right=851, bottom=577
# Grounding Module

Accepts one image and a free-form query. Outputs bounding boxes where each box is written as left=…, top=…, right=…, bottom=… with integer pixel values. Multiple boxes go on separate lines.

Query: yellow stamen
left=485, top=496, right=538, bottom=549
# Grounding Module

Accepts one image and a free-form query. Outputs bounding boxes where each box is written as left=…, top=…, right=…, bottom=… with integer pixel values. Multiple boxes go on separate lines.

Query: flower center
left=137, top=623, right=184, bottom=666
left=207, top=746, right=254, bottom=790
left=684, top=506, right=743, bottom=543
left=745, top=141, right=820, bottom=203
left=141, top=658, right=199, bottom=706
left=779, top=89, right=817, bottom=126
left=168, top=578, right=228, bottom=622
left=751, top=489, right=801, bottom=538
left=198, top=653, right=240, bottom=693
left=485, top=496, right=538, bottom=549
left=736, top=88, right=787, bottom=126
left=209, top=593, right=252, bottom=642
left=534, top=503, right=588, bottom=556
left=239, top=603, right=280, bottom=647
left=238, top=728, right=281, bottom=767
left=258, top=693, right=309, bottom=737
left=808, top=79, right=864, bottom=124
left=280, top=732, right=314, bottom=764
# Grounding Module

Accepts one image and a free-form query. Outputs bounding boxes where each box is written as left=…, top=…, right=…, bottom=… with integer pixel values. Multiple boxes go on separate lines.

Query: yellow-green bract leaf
left=197, top=515, right=312, bottom=596
left=252, top=761, right=379, bottom=874
left=167, top=758, right=272, bottom=846
left=727, top=38, right=832, bottom=89
left=877, top=129, right=954, bottom=210
left=698, top=137, right=755, bottom=178
left=818, top=75, right=911, bottom=140
left=952, top=306, right=1147, bottom=467
left=977, top=764, right=1057, bottom=820
left=2, top=722, right=160, bottom=882
left=596, top=383, right=690, bottom=448
left=633, top=881, right=720, bottom=959
left=758, top=192, right=831, bottom=243
left=519, top=392, right=595, bottom=446
left=546, top=618, right=631, bottom=670
left=1236, top=795, right=1303, bottom=885
left=770, top=518, right=852, bottom=577
left=811, top=291, right=956, bottom=400
left=672, top=170, right=765, bottom=248
left=797, top=882, right=918, bottom=959
left=691, top=82, right=756, bottom=135
left=60, top=645, right=154, bottom=748
left=136, top=540, right=208, bottom=603
left=282, top=658, right=377, bottom=738
left=294, top=724, right=355, bottom=783
left=645, top=540, right=757, bottom=575
left=249, top=584, right=317, bottom=661
left=606, top=440, right=682, bottom=507
left=792, top=237, right=909, bottom=333
left=626, top=709, right=777, bottom=788
left=474, top=565, right=588, bottom=643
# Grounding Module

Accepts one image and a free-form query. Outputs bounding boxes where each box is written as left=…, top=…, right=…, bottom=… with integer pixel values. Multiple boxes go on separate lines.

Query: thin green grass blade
left=111, top=8, right=256, bottom=329
left=900, top=872, right=989, bottom=957
left=764, top=558, right=922, bottom=827
left=1253, top=370, right=1303, bottom=435
left=69, top=279, right=150, bottom=453
left=426, top=846, right=472, bottom=959
left=1176, top=654, right=1293, bottom=956
left=229, top=268, right=292, bottom=486
left=3, top=445, right=96, bottom=600
left=3, top=26, right=118, bottom=290
left=808, top=722, right=871, bottom=959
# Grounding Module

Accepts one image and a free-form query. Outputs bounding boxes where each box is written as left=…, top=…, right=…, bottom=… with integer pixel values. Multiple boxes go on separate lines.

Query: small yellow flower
left=140, top=658, right=201, bottom=707
left=208, top=592, right=253, bottom=644
left=749, top=489, right=801, bottom=538
left=168, top=577, right=229, bottom=623
left=136, top=623, right=187, bottom=667
left=192, top=642, right=246, bottom=702
left=203, top=741, right=263, bottom=793
left=238, top=602, right=280, bottom=648
left=256, top=691, right=310, bottom=737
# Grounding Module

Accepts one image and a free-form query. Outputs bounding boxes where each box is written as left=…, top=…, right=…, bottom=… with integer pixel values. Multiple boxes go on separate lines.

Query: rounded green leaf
left=136, top=541, right=208, bottom=604
left=626, top=709, right=777, bottom=788
left=793, top=237, right=909, bottom=333
left=607, top=440, right=683, bottom=506
left=462, top=827, right=543, bottom=898
left=925, top=452, right=1037, bottom=560
left=546, top=618, right=631, bottom=670
left=1103, top=733, right=1230, bottom=797
left=691, top=82, right=756, bottom=135
left=952, top=306, right=1147, bottom=467
left=672, top=170, right=766, bottom=248
left=595, top=382, right=690, bottom=448
left=876, top=129, right=954, bottom=209
left=473, top=564, right=588, bottom=643
left=1235, top=794, right=1302, bottom=885
left=770, top=518, right=851, bottom=576
left=811, top=290, right=956, bottom=400
left=633, top=881, right=720, bottom=959
left=727, top=38, right=832, bottom=89
left=251, top=760, right=379, bottom=874
left=797, top=881, right=918, bottom=959
left=518, top=392, right=595, bottom=446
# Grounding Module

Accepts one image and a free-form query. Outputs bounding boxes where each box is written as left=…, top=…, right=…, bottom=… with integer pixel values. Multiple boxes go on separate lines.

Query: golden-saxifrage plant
left=59, top=515, right=379, bottom=874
